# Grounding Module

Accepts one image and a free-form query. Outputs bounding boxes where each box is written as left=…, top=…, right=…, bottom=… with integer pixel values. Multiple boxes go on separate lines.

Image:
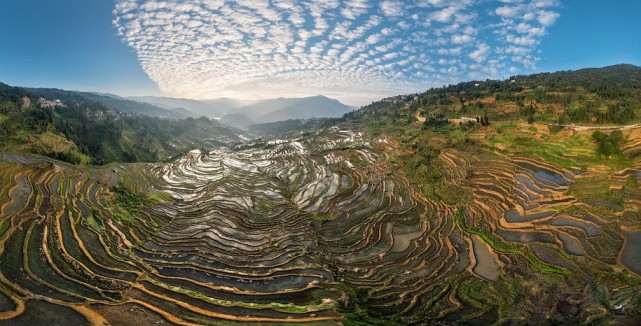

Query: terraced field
left=1, top=123, right=640, bottom=325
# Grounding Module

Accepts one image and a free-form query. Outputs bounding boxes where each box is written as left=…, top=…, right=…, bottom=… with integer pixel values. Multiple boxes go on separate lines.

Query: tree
left=480, top=112, right=490, bottom=126
left=527, top=112, right=535, bottom=124
left=592, top=130, right=624, bottom=157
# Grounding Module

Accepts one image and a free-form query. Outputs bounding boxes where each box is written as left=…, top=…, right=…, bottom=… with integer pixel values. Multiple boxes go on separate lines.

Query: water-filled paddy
left=471, top=235, right=500, bottom=281
left=620, top=231, right=641, bottom=276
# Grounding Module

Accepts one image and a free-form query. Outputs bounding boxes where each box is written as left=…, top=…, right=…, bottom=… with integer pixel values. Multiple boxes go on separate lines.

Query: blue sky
left=0, top=0, right=160, bottom=96
left=0, top=1, right=639, bottom=105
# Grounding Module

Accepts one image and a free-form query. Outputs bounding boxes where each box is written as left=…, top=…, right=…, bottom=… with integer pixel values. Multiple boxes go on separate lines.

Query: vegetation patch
left=107, top=184, right=157, bottom=225
left=456, top=210, right=570, bottom=276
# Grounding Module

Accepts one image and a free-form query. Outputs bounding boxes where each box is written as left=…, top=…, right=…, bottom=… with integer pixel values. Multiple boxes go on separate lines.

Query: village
left=38, top=97, right=66, bottom=109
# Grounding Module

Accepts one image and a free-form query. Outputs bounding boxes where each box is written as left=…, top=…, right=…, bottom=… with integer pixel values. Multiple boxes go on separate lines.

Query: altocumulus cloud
left=113, top=0, right=560, bottom=103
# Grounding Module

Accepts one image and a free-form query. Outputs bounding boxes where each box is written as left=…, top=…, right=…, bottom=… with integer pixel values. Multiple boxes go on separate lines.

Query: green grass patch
left=146, top=191, right=172, bottom=203
left=144, top=276, right=332, bottom=314
left=310, top=212, right=337, bottom=221
left=16, top=130, right=29, bottom=143
left=108, top=184, right=158, bottom=225
left=334, top=282, right=400, bottom=326
left=83, top=210, right=103, bottom=232
left=496, top=122, right=517, bottom=134
left=255, top=197, right=275, bottom=213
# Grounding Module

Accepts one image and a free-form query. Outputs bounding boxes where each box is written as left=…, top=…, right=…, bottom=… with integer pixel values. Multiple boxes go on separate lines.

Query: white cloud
left=451, top=34, right=473, bottom=44
left=113, top=0, right=561, bottom=103
left=496, top=6, right=522, bottom=18
left=469, top=43, right=490, bottom=63
left=380, top=0, right=404, bottom=17
left=537, top=11, right=560, bottom=26
left=430, top=5, right=460, bottom=23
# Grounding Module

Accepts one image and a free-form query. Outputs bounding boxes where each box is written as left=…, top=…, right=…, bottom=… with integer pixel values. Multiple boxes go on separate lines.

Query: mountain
left=255, top=95, right=354, bottom=123
left=1, top=83, right=241, bottom=164
left=233, top=97, right=306, bottom=117
left=218, top=95, right=353, bottom=125
left=202, top=98, right=257, bottom=114
left=219, top=113, right=255, bottom=130
left=129, top=96, right=225, bottom=118
left=28, top=89, right=190, bottom=119
left=343, top=64, right=641, bottom=128
left=169, top=107, right=199, bottom=119
left=217, top=95, right=353, bottom=129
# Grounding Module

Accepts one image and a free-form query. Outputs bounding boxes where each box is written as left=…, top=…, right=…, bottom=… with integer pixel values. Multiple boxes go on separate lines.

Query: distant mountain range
left=129, top=95, right=355, bottom=129
left=235, top=95, right=355, bottom=124
left=215, top=95, right=353, bottom=129
left=202, top=98, right=257, bottom=114
left=21, top=89, right=354, bottom=127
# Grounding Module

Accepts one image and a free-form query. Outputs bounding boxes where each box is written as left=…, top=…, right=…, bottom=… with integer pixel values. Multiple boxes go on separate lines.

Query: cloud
left=113, top=0, right=561, bottom=103
left=537, top=11, right=560, bottom=26
left=451, top=34, right=473, bottom=44
left=495, top=6, right=522, bottom=18
left=380, top=0, right=404, bottom=17
left=469, top=43, right=490, bottom=63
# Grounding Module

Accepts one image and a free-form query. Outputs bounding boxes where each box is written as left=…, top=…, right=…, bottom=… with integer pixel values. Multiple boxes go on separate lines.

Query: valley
left=1, top=66, right=641, bottom=324
left=1, top=117, right=641, bottom=324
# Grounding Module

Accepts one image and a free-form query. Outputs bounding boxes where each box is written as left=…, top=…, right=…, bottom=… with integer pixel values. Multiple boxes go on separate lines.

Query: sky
left=0, top=1, right=639, bottom=106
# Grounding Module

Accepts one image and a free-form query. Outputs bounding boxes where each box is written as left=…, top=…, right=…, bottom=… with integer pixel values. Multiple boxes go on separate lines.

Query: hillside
left=29, top=88, right=190, bottom=120
left=398, top=64, right=641, bottom=125
left=248, top=118, right=333, bottom=137
left=0, top=83, right=241, bottom=164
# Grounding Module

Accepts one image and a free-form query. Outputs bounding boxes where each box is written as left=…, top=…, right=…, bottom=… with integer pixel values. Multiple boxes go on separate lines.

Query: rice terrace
left=1, top=0, right=641, bottom=325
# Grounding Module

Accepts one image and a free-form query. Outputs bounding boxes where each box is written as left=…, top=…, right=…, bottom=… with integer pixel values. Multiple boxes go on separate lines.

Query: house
left=449, top=116, right=479, bottom=125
